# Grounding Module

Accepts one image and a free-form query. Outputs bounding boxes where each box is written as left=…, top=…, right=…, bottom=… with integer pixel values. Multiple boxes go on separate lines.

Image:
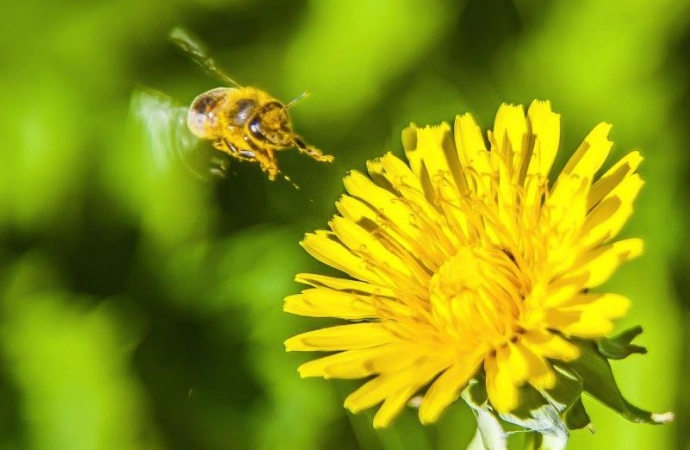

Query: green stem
left=524, top=432, right=543, bottom=450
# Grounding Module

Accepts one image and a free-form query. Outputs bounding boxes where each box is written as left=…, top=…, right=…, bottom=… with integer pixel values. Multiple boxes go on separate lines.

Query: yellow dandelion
left=284, top=100, right=645, bottom=429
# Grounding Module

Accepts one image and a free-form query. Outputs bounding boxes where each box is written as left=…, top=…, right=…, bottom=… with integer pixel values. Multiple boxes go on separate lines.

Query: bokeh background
left=1, top=0, right=688, bottom=449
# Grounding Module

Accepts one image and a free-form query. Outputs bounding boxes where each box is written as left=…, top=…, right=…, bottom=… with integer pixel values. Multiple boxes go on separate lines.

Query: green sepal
left=462, top=380, right=508, bottom=450
left=541, top=364, right=584, bottom=413
left=562, top=398, right=591, bottom=431
left=562, top=337, right=669, bottom=424
left=596, top=326, right=647, bottom=360
left=462, top=377, right=570, bottom=450
left=498, top=384, right=567, bottom=434
left=460, top=327, right=672, bottom=450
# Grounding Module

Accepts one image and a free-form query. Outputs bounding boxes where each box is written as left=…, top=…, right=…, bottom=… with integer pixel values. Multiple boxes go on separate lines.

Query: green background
left=0, top=0, right=687, bottom=448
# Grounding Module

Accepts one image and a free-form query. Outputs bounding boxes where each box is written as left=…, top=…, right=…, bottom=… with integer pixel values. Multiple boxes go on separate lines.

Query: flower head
left=284, top=100, right=647, bottom=429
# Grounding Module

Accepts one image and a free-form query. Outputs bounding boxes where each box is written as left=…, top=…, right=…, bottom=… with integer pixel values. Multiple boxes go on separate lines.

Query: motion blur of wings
left=130, top=89, right=230, bottom=179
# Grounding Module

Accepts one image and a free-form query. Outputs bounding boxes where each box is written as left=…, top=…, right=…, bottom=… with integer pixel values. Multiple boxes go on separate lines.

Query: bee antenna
left=169, top=27, right=243, bottom=88
left=285, top=90, right=311, bottom=109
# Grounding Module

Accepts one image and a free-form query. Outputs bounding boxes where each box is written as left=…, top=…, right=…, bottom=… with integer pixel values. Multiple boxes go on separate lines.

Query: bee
left=169, top=27, right=334, bottom=181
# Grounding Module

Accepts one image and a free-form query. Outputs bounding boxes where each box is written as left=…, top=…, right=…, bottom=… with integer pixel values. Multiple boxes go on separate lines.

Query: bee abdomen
left=187, top=87, right=233, bottom=139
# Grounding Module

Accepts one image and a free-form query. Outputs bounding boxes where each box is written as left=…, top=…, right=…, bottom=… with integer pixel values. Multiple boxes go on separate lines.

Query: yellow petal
left=520, top=330, right=580, bottom=361
left=544, top=174, right=590, bottom=251
left=485, top=353, right=519, bottom=412
left=568, top=238, right=643, bottom=288
left=401, top=124, right=423, bottom=179
left=344, top=357, right=451, bottom=416
left=284, top=288, right=378, bottom=319
left=526, top=100, right=560, bottom=179
left=562, top=122, right=612, bottom=180
left=295, top=273, right=395, bottom=297
left=560, top=315, right=615, bottom=338
left=403, top=123, right=465, bottom=201
left=503, top=343, right=530, bottom=384
left=329, top=215, right=410, bottom=277
left=541, top=280, right=581, bottom=309
left=552, top=293, right=632, bottom=338
left=373, top=387, right=418, bottom=428
left=418, top=354, right=483, bottom=424
left=300, top=231, right=385, bottom=285
left=335, top=194, right=378, bottom=230
left=298, top=350, right=377, bottom=379
left=454, top=112, right=492, bottom=196
left=507, top=343, right=556, bottom=390
left=284, top=323, right=393, bottom=352
left=297, top=344, right=414, bottom=378
left=343, top=171, right=426, bottom=240
left=559, top=292, right=631, bottom=315
left=581, top=173, right=644, bottom=247
left=588, top=151, right=643, bottom=209
left=492, top=103, right=528, bottom=176
left=379, top=152, right=426, bottom=193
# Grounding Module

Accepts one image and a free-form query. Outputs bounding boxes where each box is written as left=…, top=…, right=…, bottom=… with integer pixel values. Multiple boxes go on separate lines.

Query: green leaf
left=596, top=326, right=648, bottom=360
left=563, top=339, right=673, bottom=424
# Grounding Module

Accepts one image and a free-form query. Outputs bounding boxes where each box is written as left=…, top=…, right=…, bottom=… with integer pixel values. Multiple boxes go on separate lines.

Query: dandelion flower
left=284, top=100, right=665, bottom=431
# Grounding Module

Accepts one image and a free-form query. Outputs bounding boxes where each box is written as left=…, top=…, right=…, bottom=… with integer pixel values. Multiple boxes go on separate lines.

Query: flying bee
left=169, top=27, right=334, bottom=181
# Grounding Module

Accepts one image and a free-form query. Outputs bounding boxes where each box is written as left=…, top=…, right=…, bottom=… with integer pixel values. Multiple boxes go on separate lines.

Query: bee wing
left=130, top=88, right=200, bottom=173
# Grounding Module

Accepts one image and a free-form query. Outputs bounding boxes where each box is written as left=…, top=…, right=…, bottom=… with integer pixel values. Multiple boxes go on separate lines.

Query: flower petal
left=588, top=151, right=643, bottom=210
left=344, top=357, right=452, bottom=415
left=485, top=353, right=519, bottom=412
left=569, top=238, right=643, bottom=288
left=562, top=122, right=612, bottom=180
left=300, top=231, right=386, bottom=285
left=284, top=288, right=378, bottom=319
left=492, top=103, right=528, bottom=177
left=581, top=173, right=644, bottom=247
left=418, top=354, right=484, bottom=423
left=526, top=100, right=560, bottom=180
left=454, top=112, right=492, bottom=195
left=295, top=273, right=395, bottom=297
left=297, top=344, right=415, bottom=378
left=285, top=323, right=393, bottom=351
left=521, top=330, right=580, bottom=361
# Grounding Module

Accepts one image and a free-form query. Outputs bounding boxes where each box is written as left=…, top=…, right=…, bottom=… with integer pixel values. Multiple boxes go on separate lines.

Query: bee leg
left=219, top=138, right=256, bottom=162
left=209, top=155, right=229, bottom=178
left=294, top=136, right=334, bottom=163
left=220, top=138, right=283, bottom=182
left=256, top=150, right=297, bottom=188
left=255, top=150, right=280, bottom=181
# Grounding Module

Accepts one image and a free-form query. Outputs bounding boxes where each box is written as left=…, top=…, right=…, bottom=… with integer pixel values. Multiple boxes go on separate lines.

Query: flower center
left=428, top=245, right=526, bottom=350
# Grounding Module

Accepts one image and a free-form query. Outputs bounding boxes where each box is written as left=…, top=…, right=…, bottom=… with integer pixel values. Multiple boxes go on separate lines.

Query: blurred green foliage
left=1, top=0, right=689, bottom=449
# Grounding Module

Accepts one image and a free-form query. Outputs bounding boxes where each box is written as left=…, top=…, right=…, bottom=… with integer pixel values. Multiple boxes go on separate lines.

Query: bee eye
left=249, top=116, right=264, bottom=139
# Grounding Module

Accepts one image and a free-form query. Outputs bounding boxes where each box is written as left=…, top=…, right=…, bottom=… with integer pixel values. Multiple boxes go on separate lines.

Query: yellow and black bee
left=170, top=27, right=333, bottom=181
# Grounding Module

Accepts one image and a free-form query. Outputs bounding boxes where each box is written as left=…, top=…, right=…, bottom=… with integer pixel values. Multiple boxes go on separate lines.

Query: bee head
left=249, top=102, right=292, bottom=146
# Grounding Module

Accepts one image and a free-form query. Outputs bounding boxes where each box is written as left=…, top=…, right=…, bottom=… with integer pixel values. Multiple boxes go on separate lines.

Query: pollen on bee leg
left=282, top=173, right=301, bottom=190
left=294, top=137, right=335, bottom=162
